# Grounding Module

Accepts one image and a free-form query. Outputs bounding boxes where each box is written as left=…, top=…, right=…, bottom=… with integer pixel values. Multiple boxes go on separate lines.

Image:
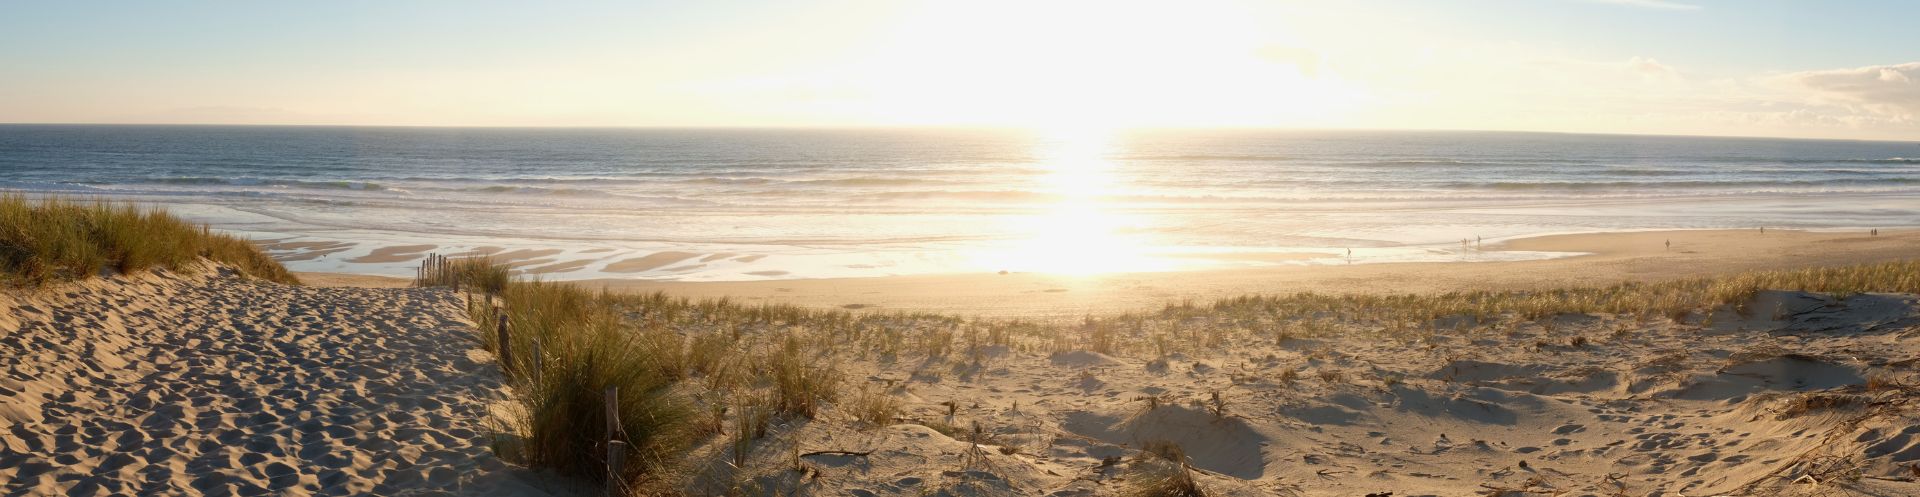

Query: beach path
left=0, top=265, right=557, bottom=496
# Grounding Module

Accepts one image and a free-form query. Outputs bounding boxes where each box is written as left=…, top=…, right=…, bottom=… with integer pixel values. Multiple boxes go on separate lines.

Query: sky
left=2, top=0, right=1917, bottom=140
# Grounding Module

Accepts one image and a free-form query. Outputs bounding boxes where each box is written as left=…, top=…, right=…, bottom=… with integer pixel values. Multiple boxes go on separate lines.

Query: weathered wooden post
left=606, top=440, right=627, bottom=493
left=530, top=338, right=542, bottom=385
left=495, top=309, right=513, bottom=375
left=605, top=385, right=623, bottom=494
left=604, top=385, right=619, bottom=441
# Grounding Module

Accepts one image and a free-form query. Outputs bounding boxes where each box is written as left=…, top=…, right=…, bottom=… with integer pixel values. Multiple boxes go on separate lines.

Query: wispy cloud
left=1582, top=0, right=1704, bottom=10
left=1626, top=56, right=1680, bottom=80
left=1779, top=62, right=1920, bottom=120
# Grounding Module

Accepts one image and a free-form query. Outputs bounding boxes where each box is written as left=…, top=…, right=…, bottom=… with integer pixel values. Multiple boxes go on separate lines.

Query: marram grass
left=0, top=195, right=297, bottom=286
left=461, top=279, right=697, bottom=490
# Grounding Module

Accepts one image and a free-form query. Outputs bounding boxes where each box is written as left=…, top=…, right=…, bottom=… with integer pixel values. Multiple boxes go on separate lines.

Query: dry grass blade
left=1122, top=440, right=1208, bottom=497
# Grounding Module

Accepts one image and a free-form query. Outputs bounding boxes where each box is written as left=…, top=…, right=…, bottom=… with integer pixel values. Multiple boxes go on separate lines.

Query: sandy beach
left=307, top=229, right=1920, bottom=318
left=10, top=1, right=1920, bottom=493
left=0, top=264, right=565, bottom=496
left=6, top=211, right=1920, bottom=496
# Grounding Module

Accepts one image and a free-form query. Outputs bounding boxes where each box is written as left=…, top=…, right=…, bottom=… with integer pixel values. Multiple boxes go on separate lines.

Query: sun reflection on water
left=975, top=128, right=1174, bottom=275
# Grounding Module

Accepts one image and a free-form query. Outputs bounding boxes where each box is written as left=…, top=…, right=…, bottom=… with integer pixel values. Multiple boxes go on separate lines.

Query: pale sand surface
left=275, top=246, right=357, bottom=262
left=297, top=271, right=416, bottom=288
left=263, top=241, right=356, bottom=252
left=0, top=265, right=568, bottom=496
left=489, top=248, right=564, bottom=264
left=9, top=229, right=1920, bottom=496
left=344, top=244, right=438, bottom=264
left=447, top=246, right=505, bottom=257
left=588, top=229, right=1920, bottom=318
left=726, top=290, right=1920, bottom=496
left=604, top=251, right=700, bottom=273
left=521, top=259, right=593, bottom=275
left=299, top=229, right=1920, bottom=318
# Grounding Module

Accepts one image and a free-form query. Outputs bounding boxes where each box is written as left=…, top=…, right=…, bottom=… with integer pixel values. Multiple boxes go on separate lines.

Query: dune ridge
left=421, top=254, right=1920, bottom=496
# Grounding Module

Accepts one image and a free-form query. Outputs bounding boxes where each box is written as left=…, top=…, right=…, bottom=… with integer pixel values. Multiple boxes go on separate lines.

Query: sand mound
left=1048, top=350, right=1121, bottom=368
left=1063, top=405, right=1269, bottom=479
left=1659, top=354, right=1864, bottom=401
left=0, top=265, right=557, bottom=496
left=1717, top=290, right=1920, bottom=334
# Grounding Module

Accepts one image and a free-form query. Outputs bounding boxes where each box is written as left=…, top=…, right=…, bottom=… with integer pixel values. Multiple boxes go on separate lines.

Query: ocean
left=3, top=124, right=1916, bottom=280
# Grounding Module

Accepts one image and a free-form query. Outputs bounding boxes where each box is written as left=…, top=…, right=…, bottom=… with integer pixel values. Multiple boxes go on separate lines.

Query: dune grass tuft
left=0, top=195, right=297, bottom=286
left=417, top=254, right=510, bottom=294
left=476, top=279, right=696, bottom=489
left=1122, top=440, right=1209, bottom=497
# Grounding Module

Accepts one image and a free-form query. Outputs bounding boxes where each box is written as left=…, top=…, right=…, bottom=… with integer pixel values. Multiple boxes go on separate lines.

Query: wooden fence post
left=606, top=440, right=628, bottom=494
left=530, top=338, right=542, bottom=385
left=495, top=310, right=512, bottom=375
left=605, top=385, right=623, bottom=494
left=604, top=385, right=619, bottom=442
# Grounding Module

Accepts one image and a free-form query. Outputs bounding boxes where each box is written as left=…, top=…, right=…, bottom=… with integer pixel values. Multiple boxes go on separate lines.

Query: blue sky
left=2, top=0, right=1916, bottom=139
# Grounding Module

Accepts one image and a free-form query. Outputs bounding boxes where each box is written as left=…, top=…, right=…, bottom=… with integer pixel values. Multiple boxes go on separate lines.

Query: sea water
left=3, top=125, right=1916, bottom=280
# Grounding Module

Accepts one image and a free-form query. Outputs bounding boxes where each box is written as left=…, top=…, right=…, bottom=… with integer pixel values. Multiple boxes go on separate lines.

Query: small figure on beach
left=1872, top=229, right=1879, bottom=236
left=1665, top=239, right=1671, bottom=251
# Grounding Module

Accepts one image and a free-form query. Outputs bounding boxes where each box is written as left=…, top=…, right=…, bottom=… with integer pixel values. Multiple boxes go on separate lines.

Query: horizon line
left=0, top=121, right=1914, bottom=145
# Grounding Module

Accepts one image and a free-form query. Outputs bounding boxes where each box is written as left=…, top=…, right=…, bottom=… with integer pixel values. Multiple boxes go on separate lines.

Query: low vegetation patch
left=0, top=195, right=297, bottom=286
left=1121, top=440, right=1209, bottom=497
left=415, top=253, right=509, bottom=293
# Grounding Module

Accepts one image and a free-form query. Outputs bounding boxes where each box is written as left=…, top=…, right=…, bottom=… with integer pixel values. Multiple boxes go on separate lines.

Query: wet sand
left=303, top=229, right=1920, bottom=318
left=604, top=251, right=700, bottom=273
left=345, top=244, right=438, bottom=263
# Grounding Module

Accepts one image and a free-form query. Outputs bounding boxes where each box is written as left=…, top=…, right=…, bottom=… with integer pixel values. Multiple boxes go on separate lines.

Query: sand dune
left=0, top=265, right=564, bottom=496
left=12, top=233, right=1920, bottom=496
left=712, top=290, right=1920, bottom=496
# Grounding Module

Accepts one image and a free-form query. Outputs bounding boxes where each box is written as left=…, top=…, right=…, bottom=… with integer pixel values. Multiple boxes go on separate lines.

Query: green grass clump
left=849, top=384, right=901, bottom=428
left=0, top=195, right=297, bottom=286
left=479, top=279, right=695, bottom=490
left=769, top=334, right=841, bottom=419
left=416, top=254, right=510, bottom=293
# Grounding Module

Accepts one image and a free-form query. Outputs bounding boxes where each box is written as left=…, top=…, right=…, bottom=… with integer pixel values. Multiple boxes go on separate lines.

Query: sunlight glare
left=976, top=128, right=1175, bottom=276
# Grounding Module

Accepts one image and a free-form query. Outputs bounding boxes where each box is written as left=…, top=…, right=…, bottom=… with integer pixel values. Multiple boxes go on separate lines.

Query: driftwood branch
left=799, top=449, right=875, bottom=458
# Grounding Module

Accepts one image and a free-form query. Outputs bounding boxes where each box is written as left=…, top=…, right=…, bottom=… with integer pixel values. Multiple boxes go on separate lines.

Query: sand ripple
left=0, top=265, right=559, bottom=496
